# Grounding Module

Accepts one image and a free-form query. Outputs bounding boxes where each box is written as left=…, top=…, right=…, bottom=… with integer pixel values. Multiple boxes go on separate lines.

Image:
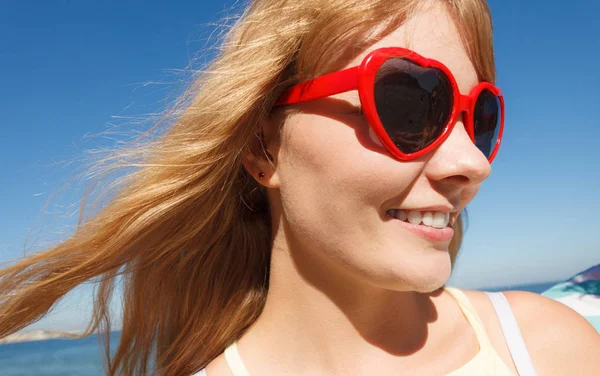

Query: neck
left=241, top=217, right=445, bottom=374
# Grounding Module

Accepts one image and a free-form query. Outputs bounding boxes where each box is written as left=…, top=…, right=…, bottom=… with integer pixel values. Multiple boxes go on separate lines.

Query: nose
left=424, top=119, right=491, bottom=187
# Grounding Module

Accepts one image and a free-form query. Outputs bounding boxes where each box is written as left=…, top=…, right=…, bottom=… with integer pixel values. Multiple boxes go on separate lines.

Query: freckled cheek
left=277, top=117, right=374, bottom=221
left=280, top=114, right=369, bottom=179
left=279, top=115, right=421, bottom=207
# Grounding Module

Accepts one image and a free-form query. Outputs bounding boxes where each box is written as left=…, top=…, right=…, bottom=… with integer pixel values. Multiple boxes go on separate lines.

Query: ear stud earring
left=258, top=172, right=265, bottom=179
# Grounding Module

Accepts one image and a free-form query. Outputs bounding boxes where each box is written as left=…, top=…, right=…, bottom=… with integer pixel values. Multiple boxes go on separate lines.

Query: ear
left=242, top=126, right=281, bottom=189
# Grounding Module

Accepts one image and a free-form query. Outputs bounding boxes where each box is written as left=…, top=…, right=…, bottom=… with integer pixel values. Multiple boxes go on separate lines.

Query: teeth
left=432, top=212, right=448, bottom=229
left=390, top=209, right=450, bottom=229
left=407, top=211, right=422, bottom=225
left=396, top=210, right=408, bottom=221
left=422, top=212, right=433, bottom=227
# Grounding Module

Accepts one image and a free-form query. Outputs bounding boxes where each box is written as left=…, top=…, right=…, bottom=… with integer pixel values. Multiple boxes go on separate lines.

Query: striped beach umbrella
left=542, top=264, right=600, bottom=332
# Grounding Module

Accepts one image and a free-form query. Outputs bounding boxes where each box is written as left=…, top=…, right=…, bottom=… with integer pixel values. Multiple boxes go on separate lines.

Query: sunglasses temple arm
left=276, top=66, right=360, bottom=105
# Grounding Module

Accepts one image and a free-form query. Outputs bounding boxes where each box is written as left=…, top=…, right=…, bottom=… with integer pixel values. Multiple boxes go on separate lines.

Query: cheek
left=276, top=113, right=425, bottom=265
left=278, top=113, right=420, bottom=213
left=461, top=184, right=481, bottom=204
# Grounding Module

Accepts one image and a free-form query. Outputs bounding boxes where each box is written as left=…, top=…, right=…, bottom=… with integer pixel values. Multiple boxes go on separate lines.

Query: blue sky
left=1, top=1, right=599, bottom=331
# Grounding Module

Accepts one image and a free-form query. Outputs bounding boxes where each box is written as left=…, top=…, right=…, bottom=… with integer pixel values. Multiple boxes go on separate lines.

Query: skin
left=207, top=3, right=600, bottom=375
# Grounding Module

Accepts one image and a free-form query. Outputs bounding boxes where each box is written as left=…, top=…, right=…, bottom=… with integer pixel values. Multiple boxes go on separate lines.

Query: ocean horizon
left=0, top=282, right=560, bottom=375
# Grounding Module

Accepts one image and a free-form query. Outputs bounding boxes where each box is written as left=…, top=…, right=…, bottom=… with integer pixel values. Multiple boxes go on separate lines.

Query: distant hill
left=0, top=329, right=82, bottom=345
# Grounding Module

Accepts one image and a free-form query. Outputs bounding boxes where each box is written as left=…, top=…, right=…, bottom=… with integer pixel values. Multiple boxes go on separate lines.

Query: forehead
left=345, top=3, right=478, bottom=93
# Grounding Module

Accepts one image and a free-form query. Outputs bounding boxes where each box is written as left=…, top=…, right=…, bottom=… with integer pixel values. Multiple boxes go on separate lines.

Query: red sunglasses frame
left=275, top=47, right=505, bottom=163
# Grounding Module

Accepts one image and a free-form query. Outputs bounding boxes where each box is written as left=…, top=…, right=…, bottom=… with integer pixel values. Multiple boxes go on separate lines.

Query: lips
left=384, top=207, right=457, bottom=243
left=386, top=210, right=455, bottom=243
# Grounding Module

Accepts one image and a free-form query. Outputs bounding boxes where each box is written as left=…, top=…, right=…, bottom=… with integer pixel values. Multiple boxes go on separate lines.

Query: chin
left=384, top=251, right=453, bottom=293
left=410, top=278, right=449, bottom=293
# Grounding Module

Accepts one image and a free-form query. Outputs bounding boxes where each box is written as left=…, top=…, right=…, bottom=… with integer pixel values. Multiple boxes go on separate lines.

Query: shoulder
left=464, top=289, right=600, bottom=376
left=503, top=291, right=600, bottom=375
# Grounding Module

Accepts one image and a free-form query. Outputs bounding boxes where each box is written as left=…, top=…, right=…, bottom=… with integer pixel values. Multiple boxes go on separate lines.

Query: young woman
left=1, top=0, right=599, bottom=375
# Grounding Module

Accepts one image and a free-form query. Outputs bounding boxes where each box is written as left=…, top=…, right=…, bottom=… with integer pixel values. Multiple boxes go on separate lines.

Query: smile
left=386, top=209, right=451, bottom=229
left=386, top=209, right=455, bottom=243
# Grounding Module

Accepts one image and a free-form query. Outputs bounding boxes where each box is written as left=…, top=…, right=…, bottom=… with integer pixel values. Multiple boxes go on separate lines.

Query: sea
left=0, top=282, right=557, bottom=376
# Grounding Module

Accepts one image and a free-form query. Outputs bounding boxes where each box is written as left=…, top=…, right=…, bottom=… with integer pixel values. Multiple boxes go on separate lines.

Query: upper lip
left=390, top=206, right=460, bottom=213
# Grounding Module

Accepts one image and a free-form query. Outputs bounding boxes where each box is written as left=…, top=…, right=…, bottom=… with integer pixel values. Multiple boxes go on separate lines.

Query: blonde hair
left=0, top=0, right=495, bottom=374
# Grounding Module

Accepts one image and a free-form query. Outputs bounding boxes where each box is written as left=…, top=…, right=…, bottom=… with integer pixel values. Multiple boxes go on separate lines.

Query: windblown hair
left=0, top=0, right=496, bottom=374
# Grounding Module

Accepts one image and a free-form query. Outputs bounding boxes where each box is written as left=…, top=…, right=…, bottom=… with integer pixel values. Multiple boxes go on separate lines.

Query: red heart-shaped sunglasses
left=276, top=47, right=504, bottom=162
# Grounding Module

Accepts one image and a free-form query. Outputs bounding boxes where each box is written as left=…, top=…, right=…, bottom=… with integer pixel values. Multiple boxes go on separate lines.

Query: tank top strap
left=444, top=287, right=494, bottom=352
left=224, top=341, right=251, bottom=376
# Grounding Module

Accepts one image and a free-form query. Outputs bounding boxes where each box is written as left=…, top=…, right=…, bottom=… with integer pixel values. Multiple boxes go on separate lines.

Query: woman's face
left=267, top=3, right=491, bottom=292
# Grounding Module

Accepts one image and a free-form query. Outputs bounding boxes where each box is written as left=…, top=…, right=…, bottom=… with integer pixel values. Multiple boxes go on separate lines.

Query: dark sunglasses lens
left=473, top=89, right=502, bottom=159
left=374, top=58, right=453, bottom=154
